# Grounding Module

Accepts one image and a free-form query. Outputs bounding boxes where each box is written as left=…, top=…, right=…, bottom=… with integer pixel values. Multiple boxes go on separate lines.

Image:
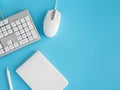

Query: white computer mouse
left=43, top=9, right=61, bottom=38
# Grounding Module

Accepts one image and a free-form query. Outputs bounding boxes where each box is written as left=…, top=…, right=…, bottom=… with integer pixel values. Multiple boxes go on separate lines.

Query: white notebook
left=16, top=51, right=68, bottom=90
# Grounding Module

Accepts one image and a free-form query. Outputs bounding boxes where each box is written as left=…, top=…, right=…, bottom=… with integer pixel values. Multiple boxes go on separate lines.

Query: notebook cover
left=16, top=51, right=68, bottom=90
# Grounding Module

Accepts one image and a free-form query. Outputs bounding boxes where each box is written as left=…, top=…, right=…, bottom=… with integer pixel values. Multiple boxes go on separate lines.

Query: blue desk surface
left=0, top=0, right=120, bottom=90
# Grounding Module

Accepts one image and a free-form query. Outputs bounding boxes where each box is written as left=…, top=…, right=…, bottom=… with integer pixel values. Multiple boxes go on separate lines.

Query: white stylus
left=6, top=67, right=13, bottom=90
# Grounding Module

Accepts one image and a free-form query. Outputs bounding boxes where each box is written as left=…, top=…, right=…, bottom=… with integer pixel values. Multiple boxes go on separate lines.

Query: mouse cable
left=54, top=0, right=58, bottom=10
left=52, top=0, right=59, bottom=20
left=0, top=10, right=4, bottom=20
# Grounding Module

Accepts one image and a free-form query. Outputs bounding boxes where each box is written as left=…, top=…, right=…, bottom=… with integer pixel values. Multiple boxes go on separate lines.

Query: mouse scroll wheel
left=51, top=10, right=56, bottom=20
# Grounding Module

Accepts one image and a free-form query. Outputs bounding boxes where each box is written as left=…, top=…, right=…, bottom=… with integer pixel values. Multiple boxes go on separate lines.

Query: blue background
left=0, top=0, right=120, bottom=90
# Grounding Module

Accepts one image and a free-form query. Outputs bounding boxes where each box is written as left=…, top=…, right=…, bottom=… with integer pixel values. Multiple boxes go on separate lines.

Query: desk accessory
left=6, top=68, right=13, bottom=90
left=43, top=0, right=61, bottom=38
left=0, top=10, right=41, bottom=57
left=16, top=51, right=68, bottom=90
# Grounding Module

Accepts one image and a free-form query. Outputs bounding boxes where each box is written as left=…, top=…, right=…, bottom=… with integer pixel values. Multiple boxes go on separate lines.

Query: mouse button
left=46, top=11, right=52, bottom=19
left=54, top=14, right=61, bottom=23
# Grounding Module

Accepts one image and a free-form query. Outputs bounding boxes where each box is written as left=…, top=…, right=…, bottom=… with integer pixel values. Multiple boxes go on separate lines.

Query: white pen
left=6, top=67, right=13, bottom=90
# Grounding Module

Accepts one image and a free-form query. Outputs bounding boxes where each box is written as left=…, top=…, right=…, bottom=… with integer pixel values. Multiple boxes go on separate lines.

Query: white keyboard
left=0, top=10, right=41, bottom=57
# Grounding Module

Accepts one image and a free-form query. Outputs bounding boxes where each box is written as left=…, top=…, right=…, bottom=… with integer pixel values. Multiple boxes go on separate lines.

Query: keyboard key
left=27, top=21, right=34, bottom=30
left=0, top=49, right=4, bottom=54
left=16, top=20, right=21, bottom=25
left=26, top=31, right=31, bottom=36
left=1, top=27, right=6, bottom=32
left=22, top=23, right=27, bottom=28
left=3, top=19, right=9, bottom=25
left=18, top=25, right=23, bottom=29
left=4, top=46, right=10, bottom=52
left=8, top=29, right=13, bottom=34
left=15, top=31, right=20, bottom=36
left=7, top=40, right=12, bottom=45
left=27, top=21, right=32, bottom=26
left=0, top=21, right=4, bottom=27
left=24, top=38, right=29, bottom=43
left=14, top=42, right=19, bottom=48
left=20, top=18, right=25, bottom=23
left=25, top=16, right=30, bottom=21
left=13, top=27, right=18, bottom=32
left=11, top=22, right=16, bottom=27
left=24, top=27, right=29, bottom=32
left=19, top=38, right=28, bottom=45
left=28, top=36, right=33, bottom=41
left=29, top=25, right=34, bottom=30
left=22, top=34, right=27, bottom=38
left=20, top=29, right=25, bottom=34
left=31, top=30, right=38, bottom=39
left=9, top=44, right=14, bottom=49
left=17, top=35, right=22, bottom=41
left=6, top=25, right=11, bottom=30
